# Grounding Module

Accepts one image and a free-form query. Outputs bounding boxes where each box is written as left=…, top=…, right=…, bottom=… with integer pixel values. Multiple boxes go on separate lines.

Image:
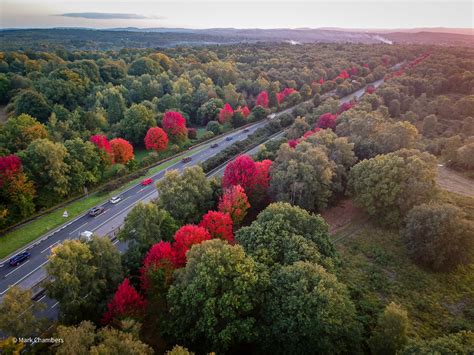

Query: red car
left=141, top=178, right=153, bottom=186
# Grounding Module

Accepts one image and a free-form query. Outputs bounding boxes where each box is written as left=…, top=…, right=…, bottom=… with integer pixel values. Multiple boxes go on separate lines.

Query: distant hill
left=0, top=27, right=472, bottom=51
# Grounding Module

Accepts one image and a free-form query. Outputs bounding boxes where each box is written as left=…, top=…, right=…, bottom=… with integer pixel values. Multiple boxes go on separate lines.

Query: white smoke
left=373, top=35, right=393, bottom=44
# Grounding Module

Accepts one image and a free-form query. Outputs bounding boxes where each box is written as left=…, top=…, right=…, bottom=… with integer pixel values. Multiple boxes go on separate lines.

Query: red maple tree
left=317, top=113, right=337, bottom=130
left=140, top=241, right=175, bottom=289
left=102, top=278, right=146, bottom=325
left=218, top=185, right=250, bottom=225
left=218, top=103, right=234, bottom=124
left=162, top=111, right=188, bottom=142
left=0, top=155, right=22, bottom=188
left=90, top=134, right=114, bottom=164
left=222, top=155, right=258, bottom=196
left=171, top=225, right=211, bottom=267
left=256, top=91, right=269, bottom=108
left=144, top=127, right=169, bottom=152
left=110, top=138, right=134, bottom=164
left=199, top=211, right=234, bottom=243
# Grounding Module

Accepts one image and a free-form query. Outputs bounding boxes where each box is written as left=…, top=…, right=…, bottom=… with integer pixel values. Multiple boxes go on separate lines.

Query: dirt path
left=321, top=199, right=366, bottom=234
left=437, top=165, right=474, bottom=198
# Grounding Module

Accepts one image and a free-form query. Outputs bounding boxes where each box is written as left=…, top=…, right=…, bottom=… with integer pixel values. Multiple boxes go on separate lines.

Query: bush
left=206, top=120, right=221, bottom=135
left=402, top=203, right=474, bottom=271
left=187, top=128, right=197, bottom=140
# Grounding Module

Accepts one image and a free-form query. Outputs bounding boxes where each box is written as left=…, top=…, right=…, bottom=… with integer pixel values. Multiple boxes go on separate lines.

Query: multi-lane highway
left=0, top=76, right=388, bottom=327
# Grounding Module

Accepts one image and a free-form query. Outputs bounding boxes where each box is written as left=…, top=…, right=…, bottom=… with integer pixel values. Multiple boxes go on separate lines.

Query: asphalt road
left=0, top=76, right=387, bottom=326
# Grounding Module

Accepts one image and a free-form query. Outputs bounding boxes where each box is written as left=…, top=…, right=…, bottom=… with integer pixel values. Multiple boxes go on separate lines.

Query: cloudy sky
left=1, top=0, right=472, bottom=29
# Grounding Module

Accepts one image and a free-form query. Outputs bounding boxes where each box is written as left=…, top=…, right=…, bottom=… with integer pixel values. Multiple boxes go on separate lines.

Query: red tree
left=255, top=159, right=272, bottom=191
left=199, top=211, right=234, bottom=243
left=90, top=134, right=114, bottom=164
left=338, top=101, right=354, bottom=114
left=172, top=225, right=211, bottom=267
left=317, top=113, right=337, bottom=130
left=288, top=139, right=299, bottom=148
left=0, top=155, right=22, bottom=188
left=365, top=85, right=376, bottom=94
left=222, top=155, right=258, bottom=196
left=276, top=92, right=285, bottom=104
left=256, top=91, right=269, bottom=108
left=144, top=127, right=169, bottom=152
left=240, top=106, right=251, bottom=118
left=319, top=78, right=325, bottom=85
left=337, top=70, right=350, bottom=80
left=110, top=138, right=134, bottom=164
left=140, top=241, right=175, bottom=289
left=350, top=66, right=358, bottom=76
left=218, top=103, right=234, bottom=124
left=102, top=278, right=146, bottom=324
left=218, top=185, right=250, bottom=225
left=162, top=111, right=188, bottom=143
left=277, top=88, right=297, bottom=104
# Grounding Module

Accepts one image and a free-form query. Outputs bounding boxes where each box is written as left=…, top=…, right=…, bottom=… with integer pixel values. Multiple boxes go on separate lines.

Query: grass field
left=0, top=146, right=205, bottom=259
left=333, top=192, right=474, bottom=340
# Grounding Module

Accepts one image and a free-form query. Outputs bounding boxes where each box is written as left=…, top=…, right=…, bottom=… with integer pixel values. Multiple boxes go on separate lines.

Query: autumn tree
left=270, top=142, right=335, bottom=212
left=156, top=166, right=213, bottom=224
left=162, top=111, right=188, bottom=143
left=18, top=138, right=70, bottom=206
left=110, top=138, right=134, bottom=164
left=0, top=113, right=48, bottom=153
left=258, top=262, right=361, bottom=354
left=171, top=225, right=212, bottom=267
left=256, top=91, right=269, bottom=108
left=165, top=239, right=262, bottom=353
left=317, top=112, right=337, bottom=130
left=13, top=90, right=51, bottom=123
left=348, top=149, right=437, bottom=226
left=218, top=103, right=234, bottom=124
left=102, top=278, right=147, bottom=324
left=402, top=203, right=473, bottom=271
left=222, top=155, right=267, bottom=200
left=287, top=117, right=310, bottom=140
left=46, top=237, right=123, bottom=324
left=90, top=134, right=114, bottom=164
left=218, top=184, right=250, bottom=225
left=0, top=286, right=46, bottom=337
left=199, top=211, right=234, bottom=243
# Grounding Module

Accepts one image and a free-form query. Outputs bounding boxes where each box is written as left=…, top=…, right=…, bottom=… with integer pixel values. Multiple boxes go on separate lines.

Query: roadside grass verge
left=334, top=220, right=473, bottom=341
left=0, top=146, right=205, bottom=259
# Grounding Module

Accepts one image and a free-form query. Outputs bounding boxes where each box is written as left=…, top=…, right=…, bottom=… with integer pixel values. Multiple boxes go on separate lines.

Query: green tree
left=13, top=90, right=51, bottom=123
left=97, top=86, right=127, bottom=124
left=19, top=138, right=70, bottom=206
left=401, top=331, right=474, bottom=355
left=258, top=261, right=361, bottom=355
left=236, top=202, right=335, bottom=268
left=348, top=149, right=437, bottom=226
left=270, top=141, right=335, bottom=212
left=0, top=286, right=46, bottom=337
left=165, top=239, right=263, bottom=353
left=369, top=302, right=410, bottom=355
left=120, top=103, right=156, bottom=145
left=128, top=57, right=161, bottom=76
left=286, top=117, right=310, bottom=140
left=156, top=166, right=213, bottom=224
left=198, top=98, right=224, bottom=125
left=119, top=202, right=178, bottom=276
left=402, top=203, right=473, bottom=271
left=46, top=237, right=122, bottom=324
left=422, top=114, right=438, bottom=138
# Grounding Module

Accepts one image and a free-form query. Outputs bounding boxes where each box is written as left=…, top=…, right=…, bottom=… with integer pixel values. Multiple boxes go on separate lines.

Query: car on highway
left=79, top=231, right=94, bottom=241
left=226, top=136, right=233, bottom=141
left=182, top=157, right=192, bottom=163
left=243, top=128, right=250, bottom=133
left=110, top=196, right=122, bottom=204
left=141, top=178, right=154, bottom=186
left=88, top=206, right=105, bottom=217
left=210, top=143, right=219, bottom=148
left=9, top=251, right=31, bottom=266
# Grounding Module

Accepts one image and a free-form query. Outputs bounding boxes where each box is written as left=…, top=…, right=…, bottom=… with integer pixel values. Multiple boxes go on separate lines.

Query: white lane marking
left=68, top=222, right=88, bottom=236
left=112, top=240, right=119, bottom=245
left=137, top=188, right=145, bottom=193
left=112, top=196, right=130, bottom=205
left=5, top=260, right=30, bottom=277
left=41, top=240, right=60, bottom=254
left=0, top=259, right=49, bottom=295
left=51, top=301, right=59, bottom=309
left=37, top=295, right=46, bottom=302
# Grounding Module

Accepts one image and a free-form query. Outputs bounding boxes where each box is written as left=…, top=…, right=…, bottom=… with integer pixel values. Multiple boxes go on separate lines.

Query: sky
left=1, top=0, right=473, bottom=30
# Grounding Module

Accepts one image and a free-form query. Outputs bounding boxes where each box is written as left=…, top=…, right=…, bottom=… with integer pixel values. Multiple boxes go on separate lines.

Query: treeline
left=0, top=43, right=414, bottom=229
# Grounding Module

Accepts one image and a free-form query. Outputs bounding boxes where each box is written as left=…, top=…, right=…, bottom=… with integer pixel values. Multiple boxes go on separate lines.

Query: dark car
left=9, top=251, right=31, bottom=266
left=225, top=136, right=233, bottom=141
left=243, top=128, right=250, bottom=133
left=210, top=143, right=219, bottom=148
left=182, top=157, right=192, bottom=164
left=88, top=206, right=105, bottom=217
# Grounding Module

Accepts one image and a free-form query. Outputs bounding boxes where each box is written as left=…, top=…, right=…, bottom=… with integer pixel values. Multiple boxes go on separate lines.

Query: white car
left=110, top=196, right=122, bottom=204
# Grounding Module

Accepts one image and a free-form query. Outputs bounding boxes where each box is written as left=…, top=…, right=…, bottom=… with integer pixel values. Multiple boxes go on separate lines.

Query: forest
left=0, top=42, right=473, bottom=354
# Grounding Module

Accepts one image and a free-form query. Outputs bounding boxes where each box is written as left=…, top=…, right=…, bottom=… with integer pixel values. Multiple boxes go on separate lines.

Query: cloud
left=58, top=12, right=161, bottom=20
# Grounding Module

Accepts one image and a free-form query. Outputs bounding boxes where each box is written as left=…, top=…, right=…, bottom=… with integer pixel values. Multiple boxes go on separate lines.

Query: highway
left=0, top=76, right=387, bottom=326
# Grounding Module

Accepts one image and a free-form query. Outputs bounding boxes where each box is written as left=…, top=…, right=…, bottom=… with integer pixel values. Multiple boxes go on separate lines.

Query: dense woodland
left=0, top=43, right=473, bottom=354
